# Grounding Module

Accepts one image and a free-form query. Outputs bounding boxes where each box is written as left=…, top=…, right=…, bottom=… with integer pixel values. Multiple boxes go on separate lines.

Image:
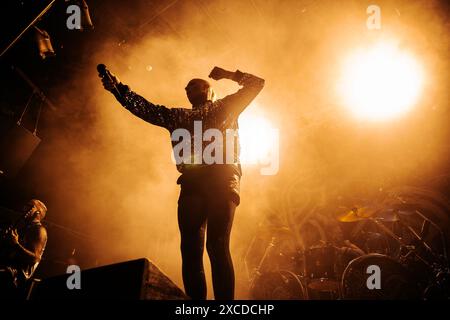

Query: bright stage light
left=238, top=113, right=276, bottom=165
left=338, top=42, right=424, bottom=121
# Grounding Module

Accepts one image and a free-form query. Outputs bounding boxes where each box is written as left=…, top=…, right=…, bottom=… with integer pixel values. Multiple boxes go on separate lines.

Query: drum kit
left=248, top=198, right=450, bottom=300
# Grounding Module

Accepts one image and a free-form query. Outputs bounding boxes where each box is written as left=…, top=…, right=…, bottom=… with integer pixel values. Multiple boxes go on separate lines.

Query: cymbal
left=338, top=207, right=415, bottom=223
left=337, top=207, right=377, bottom=222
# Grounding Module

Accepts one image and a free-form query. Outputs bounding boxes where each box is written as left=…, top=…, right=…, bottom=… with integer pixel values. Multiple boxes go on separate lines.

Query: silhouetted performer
left=100, top=66, right=264, bottom=299
left=0, top=199, right=48, bottom=299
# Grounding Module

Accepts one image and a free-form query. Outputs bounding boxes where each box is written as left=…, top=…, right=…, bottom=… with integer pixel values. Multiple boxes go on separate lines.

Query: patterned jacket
left=115, top=70, right=265, bottom=203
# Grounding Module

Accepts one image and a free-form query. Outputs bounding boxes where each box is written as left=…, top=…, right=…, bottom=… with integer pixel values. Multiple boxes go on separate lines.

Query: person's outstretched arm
left=208, top=67, right=265, bottom=118
left=100, top=71, right=174, bottom=130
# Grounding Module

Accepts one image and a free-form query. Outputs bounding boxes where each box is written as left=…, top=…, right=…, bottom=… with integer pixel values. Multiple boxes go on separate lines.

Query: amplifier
left=31, top=258, right=187, bottom=300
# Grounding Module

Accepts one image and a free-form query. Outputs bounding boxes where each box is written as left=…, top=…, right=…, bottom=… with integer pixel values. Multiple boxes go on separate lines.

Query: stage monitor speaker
left=31, top=258, right=188, bottom=300
left=0, top=116, right=41, bottom=178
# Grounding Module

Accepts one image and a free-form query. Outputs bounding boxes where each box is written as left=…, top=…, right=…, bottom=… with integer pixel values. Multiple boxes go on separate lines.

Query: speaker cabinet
left=31, top=258, right=187, bottom=300
left=0, top=116, right=41, bottom=178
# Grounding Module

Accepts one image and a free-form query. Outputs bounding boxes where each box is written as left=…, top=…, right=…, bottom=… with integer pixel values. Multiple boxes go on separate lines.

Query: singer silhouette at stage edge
left=99, top=65, right=264, bottom=300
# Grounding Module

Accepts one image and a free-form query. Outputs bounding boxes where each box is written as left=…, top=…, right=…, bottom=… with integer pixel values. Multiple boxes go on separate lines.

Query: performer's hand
left=100, top=71, right=120, bottom=93
left=6, top=229, right=19, bottom=246
left=209, top=66, right=232, bottom=81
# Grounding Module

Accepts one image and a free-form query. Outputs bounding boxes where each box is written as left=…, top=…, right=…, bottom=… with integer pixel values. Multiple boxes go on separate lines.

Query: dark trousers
left=178, top=194, right=236, bottom=300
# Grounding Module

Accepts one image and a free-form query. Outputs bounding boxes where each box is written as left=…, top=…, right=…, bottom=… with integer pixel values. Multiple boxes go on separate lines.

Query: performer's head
left=185, top=78, right=216, bottom=108
left=23, top=199, right=47, bottom=222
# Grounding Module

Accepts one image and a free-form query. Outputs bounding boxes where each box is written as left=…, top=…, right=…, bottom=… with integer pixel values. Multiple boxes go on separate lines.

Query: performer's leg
left=178, top=195, right=207, bottom=299
left=206, top=197, right=236, bottom=300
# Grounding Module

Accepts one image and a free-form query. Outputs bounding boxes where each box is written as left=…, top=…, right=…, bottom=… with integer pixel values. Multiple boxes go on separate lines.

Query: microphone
left=97, top=64, right=123, bottom=100
left=97, top=63, right=107, bottom=75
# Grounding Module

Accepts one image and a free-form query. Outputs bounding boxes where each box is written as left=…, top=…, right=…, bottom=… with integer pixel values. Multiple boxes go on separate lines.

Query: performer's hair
left=187, top=78, right=210, bottom=88
left=29, top=199, right=47, bottom=219
left=187, top=78, right=216, bottom=102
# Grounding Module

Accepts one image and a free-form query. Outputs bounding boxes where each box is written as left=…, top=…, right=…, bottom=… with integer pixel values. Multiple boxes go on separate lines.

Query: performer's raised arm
left=100, top=69, right=174, bottom=130
left=208, top=66, right=265, bottom=118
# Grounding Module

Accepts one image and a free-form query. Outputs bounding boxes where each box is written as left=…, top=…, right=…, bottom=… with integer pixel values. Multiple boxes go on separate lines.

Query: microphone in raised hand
left=97, top=64, right=123, bottom=100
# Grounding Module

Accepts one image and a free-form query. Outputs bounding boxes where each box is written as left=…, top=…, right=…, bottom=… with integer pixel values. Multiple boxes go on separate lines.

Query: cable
left=17, top=91, right=36, bottom=126
left=33, top=99, right=44, bottom=136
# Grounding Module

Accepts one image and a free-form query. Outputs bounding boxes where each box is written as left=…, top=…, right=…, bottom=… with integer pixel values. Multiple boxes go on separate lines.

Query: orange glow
left=238, top=112, right=276, bottom=165
left=338, top=42, right=424, bottom=121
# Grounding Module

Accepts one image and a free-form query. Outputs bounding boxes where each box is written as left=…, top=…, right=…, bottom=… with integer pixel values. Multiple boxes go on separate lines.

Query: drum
left=341, top=253, right=420, bottom=299
left=304, top=245, right=336, bottom=278
left=250, top=270, right=306, bottom=300
left=303, top=245, right=340, bottom=295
